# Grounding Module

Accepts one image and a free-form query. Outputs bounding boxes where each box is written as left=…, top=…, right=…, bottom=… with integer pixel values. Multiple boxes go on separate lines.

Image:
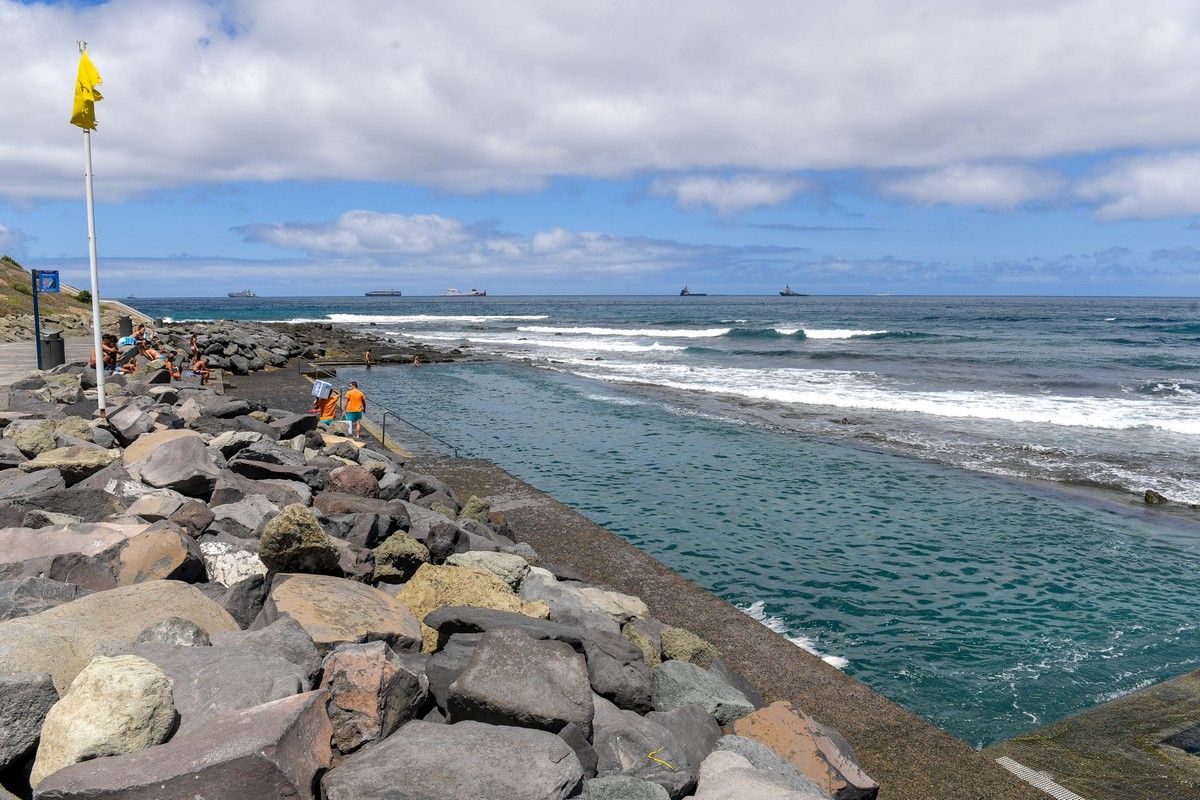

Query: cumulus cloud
left=236, top=210, right=760, bottom=275
left=3, top=1, right=1200, bottom=201
left=650, top=175, right=807, bottom=214
left=0, top=224, right=28, bottom=255
left=1076, top=152, right=1200, bottom=219
left=881, top=164, right=1066, bottom=209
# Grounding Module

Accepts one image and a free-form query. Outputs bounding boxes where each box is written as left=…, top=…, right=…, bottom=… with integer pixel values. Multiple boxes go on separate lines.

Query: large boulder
left=321, top=719, right=583, bottom=800
left=445, top=550, right=530, bottom=587
left=30, top=655, right=177, bottom=787
left=371, top=531, right=429, bottom=583
left=8, top=422, right=56, bottom=458
left=258, top=504, right=341, bottom=575
left=138, top=436, right=222, bottom=497
left=651, top=660, right=754, bottom=727
left=592, top=694, right=694, bottom=799
left=647, top=704, right=722, bottom=774
left=132, top=641, right=308, bottom=734
left=715, top=735, right=830, bottom=796
left=319, top=641, right=427, bottom=757
left=326, top=464, right=379, bottom=498
left=106, top=404, right=152, bottom=446
left=34, top=690, right=332, bottom=800
left=425, top=633, right=480, bottom=712
left=690, top=750, right=828, bottom=800
left=256, top=573, right=421, bottom=652
left=730, top=701, right=879, bottom=800
left=0, top=581, right=238, bottom=692
left=584, top=775, right=671, bottom=800
left=392, top=564, right=549, bottom=651
left=0, top=577, right=87, bottom=621
left=199, top=539, right=268, bottom=587
left=18, top=447, right=119, bottom=485
left=520, top=568, right=621, bottom=636
left=0, top=469, right=66, bottom=503
left=447, top=628, right=593, bottom=734
left=0, top=671, right=58, bottom=771
left=0, top=521, right=157, bottom=585
left=210, top=493, right=278, bottom=537
left=121, top=429, right=202, bottom=470
left=660, top=625, right=719, bottom=667
left=585, top=631, right=653, bottom=713
left=212, top=615, right=321, bottom=678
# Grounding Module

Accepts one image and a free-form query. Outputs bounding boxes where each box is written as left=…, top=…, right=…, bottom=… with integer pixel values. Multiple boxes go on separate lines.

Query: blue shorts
left=319, top=418, right=335, bottom=426
left=344, top=411, right=363, bottom=422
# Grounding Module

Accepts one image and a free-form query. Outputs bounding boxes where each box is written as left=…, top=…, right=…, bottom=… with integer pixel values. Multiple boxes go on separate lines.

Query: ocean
left=132, top=294, right=1200, bottom=746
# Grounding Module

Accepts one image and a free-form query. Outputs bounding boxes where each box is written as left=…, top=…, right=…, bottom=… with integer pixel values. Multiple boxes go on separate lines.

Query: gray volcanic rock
left=424, top=520, right=467, bottom=563
left=447, top=628, right=593, bottom=735
left=584, top=630, right=652, bottom=713
left=690, top=750, right=828, bottom=800
left=212, top=615, right=321, bottom=679
left=34, top=690, right=332, bottom=800
left=423, top=605, right=583, bottom=651
left=520, top=568, right=620, bottom=636
left=211, top=493, right=278, bottom=537
left=445, top=550, right=530, bottom=587
left=106, top=404, right=152, bottom=446
left=168, top=498, right=215, bottom=536
left=647, top=704, right=722, bottom=773
left=139, top=436, right=222, bottom=497
left=124, top=493, right=185, bottom=522
left=584, top=775, right=671, bottom=800
left=426, top=632, right=480, bottom=711
left=320, top=719, right=583, bottom=800
left=715, top=735, right=830, bottom=796
left=650, top=659, right=754, bottom=727
left=592, top=694, right=695, bottom=799
left=319, top=641, right=427, bottom=756
left=0, top=577, right=87, bottom=621
left=208, top=572, right=270, bottom=629
left=133, top=616, right=211, bottom=647
left=371, top=531, right=429, bottom=583
left=270, top=412, right=319, bottom=439
left=0, top=671, right=58, bottom=770
left=210, top=470, right=308, bottom=508
left=0, top=439, right=26, bottom=470
left=0, top=469, right=65, bottom=502
left=708, top=657, right=768, bottom=708
left=17, top=446, right=119, bottom=485
left=132, top=641, right=308, bottom=733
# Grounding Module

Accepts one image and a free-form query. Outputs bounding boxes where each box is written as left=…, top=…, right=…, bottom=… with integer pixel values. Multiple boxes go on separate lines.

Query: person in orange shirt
left=344, top=381, right=366, bottom=438
left=310, top=388, right=341, bottom=428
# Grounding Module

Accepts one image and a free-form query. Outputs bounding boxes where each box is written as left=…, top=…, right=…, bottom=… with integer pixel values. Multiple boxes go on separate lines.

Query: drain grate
left=995, top=756, right=1088, bottom=800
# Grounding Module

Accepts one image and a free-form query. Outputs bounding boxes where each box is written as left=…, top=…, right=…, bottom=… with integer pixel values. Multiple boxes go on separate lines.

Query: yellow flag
left=70, top=51, right=103, bottom=130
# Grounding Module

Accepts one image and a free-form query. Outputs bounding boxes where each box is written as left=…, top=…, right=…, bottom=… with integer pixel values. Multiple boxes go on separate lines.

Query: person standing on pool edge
left=344, top=381, right=366, bottom=438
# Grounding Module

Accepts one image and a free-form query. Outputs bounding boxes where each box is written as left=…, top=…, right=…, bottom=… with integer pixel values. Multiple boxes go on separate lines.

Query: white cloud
left=881, top=164, right=1066, bottom=209
left=236, top=210, right=740, bottom=275
left=650, top=175, right=807, bottom=214
left=0, top=224, right=27, bottom=254
left=3, top=1, right=1200, bottom=201
left=1077, top=151, right=1200, bottom=219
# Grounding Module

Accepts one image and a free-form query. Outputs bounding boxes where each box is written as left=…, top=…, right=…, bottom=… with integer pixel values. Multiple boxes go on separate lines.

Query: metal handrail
left=298, top=357, right=462, bottom=457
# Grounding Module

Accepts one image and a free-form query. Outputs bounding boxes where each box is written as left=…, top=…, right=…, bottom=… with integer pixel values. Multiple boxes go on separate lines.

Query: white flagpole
left=83, top=127, right=106, bottom=417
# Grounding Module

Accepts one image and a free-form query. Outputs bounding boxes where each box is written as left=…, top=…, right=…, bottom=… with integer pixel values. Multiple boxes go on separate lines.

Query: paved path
left=0, top=336, right=94, bottom=386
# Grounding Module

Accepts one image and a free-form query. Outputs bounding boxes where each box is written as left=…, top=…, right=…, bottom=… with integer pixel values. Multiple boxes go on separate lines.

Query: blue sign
left=36, top=270, right=60, bottom=293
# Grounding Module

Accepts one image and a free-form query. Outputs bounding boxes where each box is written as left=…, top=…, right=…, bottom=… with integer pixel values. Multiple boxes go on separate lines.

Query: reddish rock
left=319, top=641, right=426, bottom=758
left=326, top=465, right=380, bottom=498
left=731, top=701, right=878, bottom=800
left=34, top=690, right=332, bottom=799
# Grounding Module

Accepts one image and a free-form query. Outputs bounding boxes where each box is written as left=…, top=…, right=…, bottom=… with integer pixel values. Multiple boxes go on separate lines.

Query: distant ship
left=779, top=284, right=807, bottom=296
left=227, top=289, right=257, bottom=298
left=364, top=290, right=403, bottom=297
left=442, top=288, right=487, bottom=297
left=679, top=286, right=707, bottom=296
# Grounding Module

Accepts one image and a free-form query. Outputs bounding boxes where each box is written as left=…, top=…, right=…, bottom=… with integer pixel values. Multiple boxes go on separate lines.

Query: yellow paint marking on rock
left=647, top=747, right=676, bottom=770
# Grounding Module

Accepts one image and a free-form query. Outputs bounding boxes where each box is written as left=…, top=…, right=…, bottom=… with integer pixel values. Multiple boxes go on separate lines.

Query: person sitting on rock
left=310, top=388, right=340, bottom=427
left=191, top=355, right=211, bottom=385
left=89, top=334, right=119, bottom=372
left=163, top=352, right=182, bottom=381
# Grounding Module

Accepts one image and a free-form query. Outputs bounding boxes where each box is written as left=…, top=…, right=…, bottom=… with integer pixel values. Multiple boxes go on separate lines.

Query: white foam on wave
left=566, top=361, right=1200, bottom=435
left=584, top=393, right=647, bottom=407
left=400, top=332, right=686, bottom=354
left=798, top=328, right=887, bottom=339
left=325, top=313, right=549, bottom=324
left=518, top=325, right=730, bottom=338
left=740, top=601, right=849, bottom=669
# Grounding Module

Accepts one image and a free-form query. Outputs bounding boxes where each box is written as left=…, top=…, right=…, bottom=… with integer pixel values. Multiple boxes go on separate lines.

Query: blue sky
left=2, top=1, right=1199, bottom=296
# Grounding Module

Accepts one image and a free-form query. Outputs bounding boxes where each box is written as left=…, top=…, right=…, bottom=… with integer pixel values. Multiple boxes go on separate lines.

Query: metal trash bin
left=40, top=330, right=66, bottom=369
left=118, top=315, right=132, bottom=337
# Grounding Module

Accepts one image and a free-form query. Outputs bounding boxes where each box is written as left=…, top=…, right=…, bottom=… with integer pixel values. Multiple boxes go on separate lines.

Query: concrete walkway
left=0, top=336, right=94, bottom=386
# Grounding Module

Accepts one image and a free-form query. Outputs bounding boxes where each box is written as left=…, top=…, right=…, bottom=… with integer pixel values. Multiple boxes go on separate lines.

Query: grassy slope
left=0, top=255, right=117, bottom=319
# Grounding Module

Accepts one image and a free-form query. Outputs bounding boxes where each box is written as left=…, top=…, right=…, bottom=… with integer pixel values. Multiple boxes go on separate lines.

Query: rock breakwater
left=0, top=340, right=878, bottom=799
